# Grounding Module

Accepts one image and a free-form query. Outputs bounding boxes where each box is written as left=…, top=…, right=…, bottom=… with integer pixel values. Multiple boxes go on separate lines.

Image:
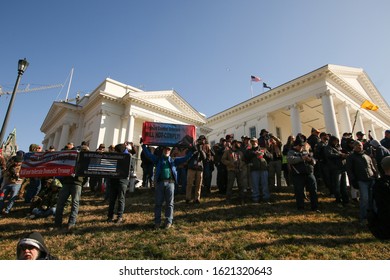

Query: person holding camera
left=324, top=136, right=349, bottom=207
left=245, top=137, right=273, bottom=203
left=221, top=139, right=246, bottom=204
left=268, top=134, right=283, bottom=192
left=186, top=136, right=207, bottom=204
left=258, top=129, right=270, bottom=149
left=287, top=137, right=320, bottom=212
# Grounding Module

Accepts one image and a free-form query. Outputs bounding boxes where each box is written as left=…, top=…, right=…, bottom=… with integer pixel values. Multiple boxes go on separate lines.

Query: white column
left=320, top=90, right=339, bottom=137
left=288, top=103, right=302, bottom=136
left=375, top=127, right=384, bottom=141
left=369, top=122, right=377, bottom=140
left=126, top=114, right=135, bottom=142
left=53, top=130, right=61, bottom=150
left=47, top=134, right=54, bottom=148
left=337, top=102, right=352, bottom=134
left=257, top=114, right=270, bottom=134
left=58, top=123, right=70, bottom=150
left=120, top=115, right=128, bottom=144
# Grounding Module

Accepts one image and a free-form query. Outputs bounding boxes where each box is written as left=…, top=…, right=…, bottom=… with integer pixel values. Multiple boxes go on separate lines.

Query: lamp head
left=18, top=58, right=29, bottom=75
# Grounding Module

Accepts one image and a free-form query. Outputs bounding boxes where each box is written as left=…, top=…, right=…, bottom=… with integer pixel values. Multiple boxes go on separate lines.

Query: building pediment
left=124, top=90, right=206, bottom=125
left=327, top=64, right=390, bottom=120
left=40, top=101, right=81, bottom=132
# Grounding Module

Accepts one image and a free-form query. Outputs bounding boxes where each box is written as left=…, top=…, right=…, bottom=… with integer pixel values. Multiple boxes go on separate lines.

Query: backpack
left=368, top=177, right=390, bottom=239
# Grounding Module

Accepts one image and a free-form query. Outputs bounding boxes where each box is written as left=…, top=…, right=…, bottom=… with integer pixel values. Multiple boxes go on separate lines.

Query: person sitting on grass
left=27, top=178, right=64, bottom=219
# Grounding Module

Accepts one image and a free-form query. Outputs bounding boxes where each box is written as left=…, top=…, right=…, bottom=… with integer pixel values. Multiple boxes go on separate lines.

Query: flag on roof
left=251, top=75, right=261, bottom=82
left=263, top=82, right=272, bottom=90
left=361, top=100, right=379, bottom=111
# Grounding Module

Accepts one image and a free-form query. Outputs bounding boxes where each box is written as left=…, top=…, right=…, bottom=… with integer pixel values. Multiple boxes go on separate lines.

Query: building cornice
left=206, top=64, right=390, bottom=126
left=207, top=66, right=327, bottom=125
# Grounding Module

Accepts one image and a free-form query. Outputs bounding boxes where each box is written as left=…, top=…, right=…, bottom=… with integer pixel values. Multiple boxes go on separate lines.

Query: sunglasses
left=20, top=244, right=38, bottom=251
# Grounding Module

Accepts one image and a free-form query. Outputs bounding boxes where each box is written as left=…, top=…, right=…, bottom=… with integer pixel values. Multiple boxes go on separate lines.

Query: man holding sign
left=140, top=136, right=193, bottom=229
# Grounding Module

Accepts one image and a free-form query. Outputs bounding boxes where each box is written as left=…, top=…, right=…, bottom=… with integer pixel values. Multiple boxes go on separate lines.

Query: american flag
left=251, top=75, right=261, bottom=82
left=87, top=158, right=117, bottom=172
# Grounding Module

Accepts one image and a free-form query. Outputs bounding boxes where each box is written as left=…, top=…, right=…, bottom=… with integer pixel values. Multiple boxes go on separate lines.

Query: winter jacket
left=324, top=145, right=346, bottom=171
left=187, top=147, right=206, bottom=171
left=245, top=146, right=272, bottom=171
left=346, top=151, right=377, bottom=183
left=221, top=149, right=245, bottom=172
left=287, top=148, right=316, bottom=175
left=141, top=144, right=192, bottom=184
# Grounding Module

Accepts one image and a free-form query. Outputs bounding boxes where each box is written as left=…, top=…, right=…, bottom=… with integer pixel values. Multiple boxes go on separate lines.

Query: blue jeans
left=155, top=180, right=174, bottom=225
left=0, top=183, right=21, bottom=213
left=24, top=178, right=42, bottom=203
left=55, top=183, right=82, bottom=227
left=108, top=179, right=127, bottom=219
left=32, top=207, right=56, bottom=218
left=358, top=180, right=375, bottom=221
left=251, top=170, right=270, bottom=202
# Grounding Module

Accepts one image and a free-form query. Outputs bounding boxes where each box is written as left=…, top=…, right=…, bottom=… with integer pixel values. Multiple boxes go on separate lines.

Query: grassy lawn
left=1, top=185, right=390, bottom=260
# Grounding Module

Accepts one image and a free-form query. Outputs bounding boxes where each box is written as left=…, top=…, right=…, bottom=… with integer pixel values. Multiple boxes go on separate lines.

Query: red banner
left=142, top=122, right=196, bottom=147
left=20, top=151, right=78, bottom=178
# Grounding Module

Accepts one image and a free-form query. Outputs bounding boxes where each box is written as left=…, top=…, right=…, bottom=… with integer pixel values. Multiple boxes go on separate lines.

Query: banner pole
left=351, top=109, right=359, bottom=134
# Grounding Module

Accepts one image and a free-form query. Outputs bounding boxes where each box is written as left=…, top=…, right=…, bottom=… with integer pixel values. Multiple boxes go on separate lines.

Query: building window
left=249, top=126, right=256, bottom=138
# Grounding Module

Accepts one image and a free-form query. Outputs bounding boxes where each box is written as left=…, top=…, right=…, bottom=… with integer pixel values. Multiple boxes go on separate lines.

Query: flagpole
left=250, top=81, right=253, bottom=97
left=351, top=110, right=359, bottom=134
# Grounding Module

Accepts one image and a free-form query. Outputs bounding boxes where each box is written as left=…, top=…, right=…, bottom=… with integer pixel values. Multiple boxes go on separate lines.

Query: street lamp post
left=0, top=58, right=29, bottom=145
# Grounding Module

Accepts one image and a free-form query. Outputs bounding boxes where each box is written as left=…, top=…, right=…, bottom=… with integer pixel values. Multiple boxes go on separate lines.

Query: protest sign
left=20, top=151, right=78, bottom=177
left=142, top=122, right=196, bottom=147
left=75, top=152, right=131, bottom=178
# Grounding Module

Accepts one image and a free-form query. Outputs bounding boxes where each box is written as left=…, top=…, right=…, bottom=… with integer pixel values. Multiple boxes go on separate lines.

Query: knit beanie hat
left=16, top=232, right=49, bottom=259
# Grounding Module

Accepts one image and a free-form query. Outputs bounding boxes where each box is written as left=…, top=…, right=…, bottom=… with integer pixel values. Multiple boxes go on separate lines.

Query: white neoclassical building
left=206, top=64, right=390, bottom=145
left=41, top=64, right=390, bottom=173
left=40, top=78, right=207, bottom=152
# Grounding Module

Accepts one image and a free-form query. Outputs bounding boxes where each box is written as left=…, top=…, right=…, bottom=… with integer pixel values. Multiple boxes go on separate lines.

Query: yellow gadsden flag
left=361, top=100, right=379, bottom=111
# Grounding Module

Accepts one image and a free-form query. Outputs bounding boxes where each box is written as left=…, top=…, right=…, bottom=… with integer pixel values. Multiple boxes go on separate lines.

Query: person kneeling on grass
left=16, top=232, right=57, bottom=260
left=140, top=138, right=193, bottom=229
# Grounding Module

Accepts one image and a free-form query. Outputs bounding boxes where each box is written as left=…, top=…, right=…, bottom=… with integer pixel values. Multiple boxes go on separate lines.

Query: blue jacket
left=141, top=145, right=193, bottom=184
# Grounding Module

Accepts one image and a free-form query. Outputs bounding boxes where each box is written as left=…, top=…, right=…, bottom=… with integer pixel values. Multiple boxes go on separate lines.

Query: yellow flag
left=361, top=100, right=379, bottom=111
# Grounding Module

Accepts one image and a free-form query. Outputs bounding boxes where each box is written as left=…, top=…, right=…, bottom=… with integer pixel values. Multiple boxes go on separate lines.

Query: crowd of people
left=1, top=127, right=390, bottom=257
left=0, top=141, right=137, bottom=232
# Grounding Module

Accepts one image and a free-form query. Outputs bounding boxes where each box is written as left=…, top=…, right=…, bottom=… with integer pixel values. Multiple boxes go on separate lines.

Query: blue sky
left=1, top=0, right=389, bottom=151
